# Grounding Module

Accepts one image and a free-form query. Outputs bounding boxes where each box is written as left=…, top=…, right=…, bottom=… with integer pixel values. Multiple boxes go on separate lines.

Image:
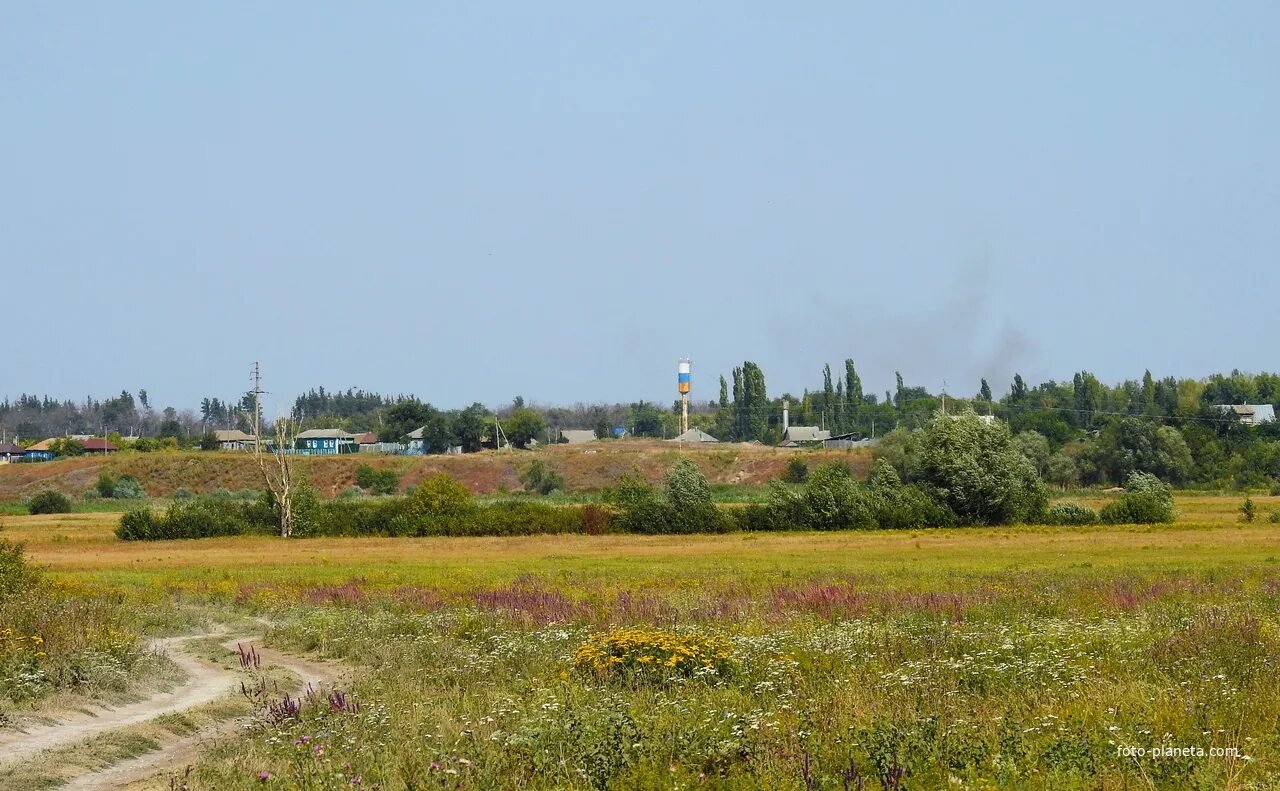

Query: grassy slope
left=0, top=442, right=872, bottom=501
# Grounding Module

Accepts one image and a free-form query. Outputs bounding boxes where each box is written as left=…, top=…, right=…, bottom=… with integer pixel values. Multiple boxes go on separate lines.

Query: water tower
left=677, top=358, right=692, bottom=435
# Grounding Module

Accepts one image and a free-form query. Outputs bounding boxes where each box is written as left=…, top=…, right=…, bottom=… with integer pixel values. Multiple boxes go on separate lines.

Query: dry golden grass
left=5, top=494, right=1279, bottom=592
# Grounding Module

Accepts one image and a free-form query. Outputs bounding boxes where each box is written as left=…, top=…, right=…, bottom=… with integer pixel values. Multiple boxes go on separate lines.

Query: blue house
left=294, top=429, right=358, bottom=455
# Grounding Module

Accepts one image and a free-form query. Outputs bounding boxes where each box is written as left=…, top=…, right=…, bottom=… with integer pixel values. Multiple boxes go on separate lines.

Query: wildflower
left=257, top=772, right=272, bottom=782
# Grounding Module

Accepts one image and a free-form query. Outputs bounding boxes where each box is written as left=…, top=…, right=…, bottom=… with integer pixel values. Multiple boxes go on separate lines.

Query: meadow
left=0, top=494, right=1278, bottom=788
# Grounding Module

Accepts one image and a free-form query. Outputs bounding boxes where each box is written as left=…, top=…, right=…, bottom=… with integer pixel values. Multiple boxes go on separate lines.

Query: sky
left=2, top=3, right=1277, bottom=414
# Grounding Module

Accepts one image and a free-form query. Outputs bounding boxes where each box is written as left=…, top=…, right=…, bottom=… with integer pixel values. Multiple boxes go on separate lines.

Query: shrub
left=0, top=535, right=39, bottom=597
left=1241, top=497, right=1257, bottom=523
left=96, top=472, right=117, bottom=498
left=1270, top=509, right=1280, bottom=524
left=602, top=475, right=674, bottom=534
left=805, top=463, right=875, bottom=530
left=406, top=475, right=475, bottom=520
left=337, top=486, right=366, bottom=500
left=452, top=501, right=586, bottom=537
left=27, top=490, right=72, bottom=515
left=111, top=475, right=146, bottom=500
left=1271, top=483, right=1280, bottom=497
left=116, top=498, right=275, bottom=540
left=783, top=456, right=809, bottom=484
left=116, top=508, right=162, bottom=540
left=1044, top=503, right=1099, bottom=526
left=917, top=410, right=1048, bottom=525
left=172, top=487, right=195, bottom=500
left=520, top=459, right=564, bottom=495
left=666, top=459, right=729, bottom=533
left=355, top=464, right=401, bottom=496
left=1100, top=472, right=1175, bottom=524
left=209, top=488, right=235, bottom=500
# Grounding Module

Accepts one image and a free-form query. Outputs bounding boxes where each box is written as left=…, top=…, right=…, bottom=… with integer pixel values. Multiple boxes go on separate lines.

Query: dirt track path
left=0, top=631, right=341, bottom=790
left=62, top=638, right=341, bottom=791
left=0, top=632, right=244, bottom=768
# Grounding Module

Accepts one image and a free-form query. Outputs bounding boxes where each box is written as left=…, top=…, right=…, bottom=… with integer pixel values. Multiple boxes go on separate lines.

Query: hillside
left=0, top=441, right=873, bottom=501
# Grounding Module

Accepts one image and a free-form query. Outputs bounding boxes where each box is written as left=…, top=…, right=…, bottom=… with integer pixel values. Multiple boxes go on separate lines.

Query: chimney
left=782, top=399, right=789, bottom=433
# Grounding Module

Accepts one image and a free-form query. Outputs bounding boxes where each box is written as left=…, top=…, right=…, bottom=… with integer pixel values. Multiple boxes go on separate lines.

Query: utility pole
left=941, top=380, right=947, bottom=416
left=250, top=361, right=265, bottom=453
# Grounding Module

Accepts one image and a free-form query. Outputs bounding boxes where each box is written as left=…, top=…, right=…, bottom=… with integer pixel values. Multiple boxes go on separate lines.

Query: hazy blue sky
left=3, top=3, right=1276, bottom=414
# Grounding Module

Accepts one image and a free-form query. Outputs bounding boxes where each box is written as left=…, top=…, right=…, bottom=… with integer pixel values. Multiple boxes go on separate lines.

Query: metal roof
left=781, top=426, right=831, bottom=442
left=213, top=429, right=257, bottom=442
left=295, top=429, right=357, bottom=440
left=669, top=428, right=719, bottom=443
left=559, top=429, right=597, bottom=444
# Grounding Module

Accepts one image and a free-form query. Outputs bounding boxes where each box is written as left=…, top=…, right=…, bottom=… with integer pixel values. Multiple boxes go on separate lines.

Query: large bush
left=28, top=490, right=73, bottom=515
left=0, top=535, right=39, bottom=597
left=112, top=475, right=146, bottom=499
left=603, top=475, right=676, bottom=534
left=803, top=463, right=875, bottom=530
left=1044, top=502, right=1099, bottom=526
left=1100, top=472, right=1175, bottom=524
left=355, top=464, right=401, bottom=495
left=520, top=459, right=565, bottom=495
left=116, top=498, right=275, bottom=540
left=917, top=411, right=1048, bottom=525
left=866, top=460, right=953, bottom=529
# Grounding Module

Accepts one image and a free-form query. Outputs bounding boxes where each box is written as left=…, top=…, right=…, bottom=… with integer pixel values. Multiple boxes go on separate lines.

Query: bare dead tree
left=249, top=363, right=302, bottom=538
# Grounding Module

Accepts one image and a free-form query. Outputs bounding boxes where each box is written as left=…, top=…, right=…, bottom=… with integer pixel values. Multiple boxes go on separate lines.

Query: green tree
left=453, top=404, right=490, bottom=452
left=665, top=458, right=721, bottom=532
left=979, top=379, right=993, bottom=403
left=504, top=408, right=546, bottom=449
left=917, top=410, right=1047, bottom=525
left=1045, top=452, right=1078, bottom=490
left=742, top=361, right=768, bottom=441
left=1014, top=431, right=1051, bottom=477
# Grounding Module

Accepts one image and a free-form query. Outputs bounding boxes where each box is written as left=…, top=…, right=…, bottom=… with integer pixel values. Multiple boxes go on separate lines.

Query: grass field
left=4, top=495, right=1280, bottom=789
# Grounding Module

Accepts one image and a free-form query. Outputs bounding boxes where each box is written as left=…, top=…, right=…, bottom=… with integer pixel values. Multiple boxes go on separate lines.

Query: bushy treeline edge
left=117, top=413, right=1177, bottom=540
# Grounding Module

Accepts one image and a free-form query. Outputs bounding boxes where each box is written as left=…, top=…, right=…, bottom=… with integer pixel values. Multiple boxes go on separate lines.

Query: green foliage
left=1015, top=431, right=1051, bottom=477
left=171, top=487, right=195, bottom=500
left=1241, top=497, right=1257, bottom=523
left=111, top=475, right=146, bottom=499
left=0, top=535, right=38, bottom=598
left=783, top=456, right=809, bottom=484
left=520, top=459, right=565, bottom=495
left=1100, top=472, right=1176, bottom=524
left=504, top=408, right=547, bottom=449
left=355, top=464, right=401, bottom=495
left=804, top=463, right=875, bottom=530
left=199, top=431, right=219, bottom=451
left=1045, top=452, right=1079, bottom=489
left=1044, top=503, right=1099, bottom=526
left=601, top=463, right=731, bottom=535
left=1270, top=509, right=1280, bottom=524
left=665, top=458, right=725, bottom=533
left=1079, top=418, right=1194, bottom=485
left=602, top=475, right=674, bottom=535
left=406, top=475, right=476, bottom=520
left=116, top=499, right=271, bottom=540
left=27, top=490, right=72, bottom=515
left=96, top=472, right=117, bottom=498
left=918, top=411, right=1048, bottom=525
